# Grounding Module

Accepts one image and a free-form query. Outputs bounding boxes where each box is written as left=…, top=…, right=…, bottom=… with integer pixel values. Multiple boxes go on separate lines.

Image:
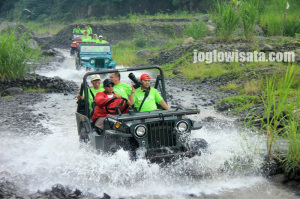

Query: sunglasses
left=105, top=84, right=114, bottom=88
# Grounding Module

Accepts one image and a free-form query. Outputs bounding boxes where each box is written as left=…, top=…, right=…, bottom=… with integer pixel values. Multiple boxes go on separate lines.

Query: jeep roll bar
left=80, top=65, right=167, bottom=118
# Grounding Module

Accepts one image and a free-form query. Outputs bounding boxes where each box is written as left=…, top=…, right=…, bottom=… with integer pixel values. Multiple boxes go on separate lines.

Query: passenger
left=77, top=74, right=104, bottom=111
left=87, top=24, right=93, bottom=35
left=91, top=34, right=99, bottom=43
left=92, top=79, right=135, bottom=130
left=110, top=72, right=132, bottom=99
left=80, top=27, right=86, bottom=34
left=73, top=25, right=80, bottom=33
left=98, top=35, right=109, bottom=44
left=82, top=31, right=91, bottom=42
left=134, top=74, right=170, bottom=112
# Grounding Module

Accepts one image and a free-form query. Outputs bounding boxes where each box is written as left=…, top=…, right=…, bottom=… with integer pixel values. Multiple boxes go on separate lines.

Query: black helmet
left=103, top=79, right=114, bottom=87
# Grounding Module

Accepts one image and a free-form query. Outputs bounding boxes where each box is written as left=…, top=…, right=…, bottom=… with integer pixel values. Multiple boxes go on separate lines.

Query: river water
left=0, top=50, right=298, bottom=198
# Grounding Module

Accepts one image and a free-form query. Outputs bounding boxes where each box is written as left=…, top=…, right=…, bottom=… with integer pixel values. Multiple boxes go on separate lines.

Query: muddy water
left=0, top=50, right=298, bottom=198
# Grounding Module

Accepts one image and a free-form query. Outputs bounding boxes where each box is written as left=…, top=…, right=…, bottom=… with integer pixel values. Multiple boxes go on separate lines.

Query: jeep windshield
left=73, top=34, right=84, bottom=40
left=80, top=45, right=111, bottom=53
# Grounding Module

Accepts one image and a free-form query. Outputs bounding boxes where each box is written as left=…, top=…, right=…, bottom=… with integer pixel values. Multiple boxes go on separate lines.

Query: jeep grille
left=95, top=59, right=105, bottom=68
left=147, top=121, right=176, bottom=149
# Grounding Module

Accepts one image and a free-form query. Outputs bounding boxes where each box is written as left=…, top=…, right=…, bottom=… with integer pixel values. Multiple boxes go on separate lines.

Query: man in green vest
left=82, top=31, right=91, bottom=42
left=80, top=27, right=86, bottom=34
left=110, top=72, right=132, bottom=99
left=77, top=74, right=104, bottom=111
left=98, top=35, right=109, bottom=44
left=134, top=73, right=169, bottom=112
left=91, top=34, right=99, bottom=43
left=87, top=24, right=93, bottom=35
left=73, top=25, right=80, bottom=33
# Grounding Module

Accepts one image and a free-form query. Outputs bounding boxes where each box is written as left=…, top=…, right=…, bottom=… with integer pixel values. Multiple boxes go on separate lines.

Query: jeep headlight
left=134, top=125, right=147, bottom=138
left=105, top=59, right=109, bottom=63
left=90, top=59, right=95, bottom=64
left=176, top=121, right=188, bottom=133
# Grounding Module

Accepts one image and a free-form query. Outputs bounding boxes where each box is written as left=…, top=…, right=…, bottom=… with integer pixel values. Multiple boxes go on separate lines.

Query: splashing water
left=0, top=50, right=298, bottom=198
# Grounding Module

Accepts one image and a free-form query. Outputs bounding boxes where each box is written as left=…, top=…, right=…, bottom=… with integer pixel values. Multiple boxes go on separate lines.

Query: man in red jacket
left=92, top=79, right=135, bottom=131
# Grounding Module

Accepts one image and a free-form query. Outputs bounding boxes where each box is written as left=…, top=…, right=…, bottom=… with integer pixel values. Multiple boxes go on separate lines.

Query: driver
left=92, top=79, right=135, bottom=131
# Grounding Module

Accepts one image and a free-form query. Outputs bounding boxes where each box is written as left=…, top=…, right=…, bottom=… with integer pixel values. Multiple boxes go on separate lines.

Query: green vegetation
left=240, top=0, right=259, bottom=41
left=24, top=88, right=47, bottom=93
left=213, top=2, right=239, bottom=42
left=259, top=0, right=300, bottom=36
left=183, top=20, right=209, bottom=40
left=0, top=30, right=41, bottom=80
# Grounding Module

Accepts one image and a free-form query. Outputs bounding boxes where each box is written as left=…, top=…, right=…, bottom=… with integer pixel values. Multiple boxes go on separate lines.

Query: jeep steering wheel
left=105, top=97, right=129, bottom=115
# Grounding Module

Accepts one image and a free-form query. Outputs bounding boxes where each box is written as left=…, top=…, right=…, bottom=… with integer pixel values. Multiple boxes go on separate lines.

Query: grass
left=218, top=82, right=239, bottom=91
left=112, top=40, right=137, bottom=66
left=183, top=20, right=209, bottom=40
left=240, top=0, right=259, bottom=41
left=24, top=88, right=47, bottom=93
left=23, top=21, right=64, bottom=34
left=0, top=29, right=41, bottom=80
left=213, top=1, right=239, bottom=42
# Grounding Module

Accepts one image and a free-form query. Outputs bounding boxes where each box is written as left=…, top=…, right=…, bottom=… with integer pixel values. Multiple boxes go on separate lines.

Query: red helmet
left=140, top=74, right=151, bottom=80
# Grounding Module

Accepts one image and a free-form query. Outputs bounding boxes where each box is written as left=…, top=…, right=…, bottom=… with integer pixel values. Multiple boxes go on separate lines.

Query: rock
left=216, top=102, right=235, bottom=112
left=255, top=25, right=264, bottom=35
left=260, top=44, right=274, bottom=51
left=203, top=36, right=215, bottom=44
left=199, top=14, right=210, bottom=22
left=136, top=49, right=153, bottom=59
left=28, top=38, right=39, bottom=49
left=294, top=49, right=300, bottom=62
left=1, top=87, right=24, bottom=96
left=0, top=21, right=17, bottom=32
left=42, top=49, right=57, bottom=56
left=182, top=37, right=194, bottom=45
left=173, top=69, right=182, bottom=75
left=206, top=24, right=215, bottom=33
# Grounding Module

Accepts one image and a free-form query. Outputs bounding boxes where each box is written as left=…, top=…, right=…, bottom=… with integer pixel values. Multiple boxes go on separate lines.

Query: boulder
left=206, top=24, right=215, bottom=33
left=182, top=37, right=194, bottom=45
left=173, top=70, right=182, bottom=75
left=136, top=49, right=153, bottom=59
left=28, top=39, right=39, bottom=49
left=203, top=36, right=215, bottom=44
left=260, top=44, right=274, bottom=51
left=1, top=87, right=24, bottom=97
left=295, top=49, right=300, bottom=62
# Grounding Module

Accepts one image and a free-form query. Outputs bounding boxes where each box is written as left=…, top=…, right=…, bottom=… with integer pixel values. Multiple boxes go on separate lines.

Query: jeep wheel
left=76, top=63, right=81, bottom=70
left=70, top=48, right=75, bottom=56
left=79, top=124, right=89, bottom=143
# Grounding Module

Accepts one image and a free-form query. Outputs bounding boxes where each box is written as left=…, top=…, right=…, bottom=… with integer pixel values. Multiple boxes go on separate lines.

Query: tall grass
left=0, top=29, right=41, bottom=80
left=240, top=0, right=259, bottom=41
left=261, top=65, right=295, bottom=160
left=283, top=114, right=300, bottom=174
left=112, top=40, right=137, bottom=66
left=183, top=20, right=209, bottom=40
left=214, top=1, right=239, bottom=42
left=259, top=0, right=300, bottom=36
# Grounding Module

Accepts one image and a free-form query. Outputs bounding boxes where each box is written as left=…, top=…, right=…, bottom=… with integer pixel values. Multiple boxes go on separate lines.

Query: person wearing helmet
left=134, top=74, right=170, bottom=112
left=92, top=79, right=135, bottom=131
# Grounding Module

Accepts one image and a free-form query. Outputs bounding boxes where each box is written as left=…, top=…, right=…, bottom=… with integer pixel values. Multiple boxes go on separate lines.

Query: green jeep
left=75, top=43, right=116, bottom=71
left=75, top=66, right=207, bottom=162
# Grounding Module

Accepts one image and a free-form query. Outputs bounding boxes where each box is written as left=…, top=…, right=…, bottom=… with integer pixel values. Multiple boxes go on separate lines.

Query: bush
left=240, top=0, right=259, bottom=41
left=0, top=29, right=41, bottom=80
left=214, top=1, right=239, bottom=42
left=183, top=20, right=209, bottom=40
